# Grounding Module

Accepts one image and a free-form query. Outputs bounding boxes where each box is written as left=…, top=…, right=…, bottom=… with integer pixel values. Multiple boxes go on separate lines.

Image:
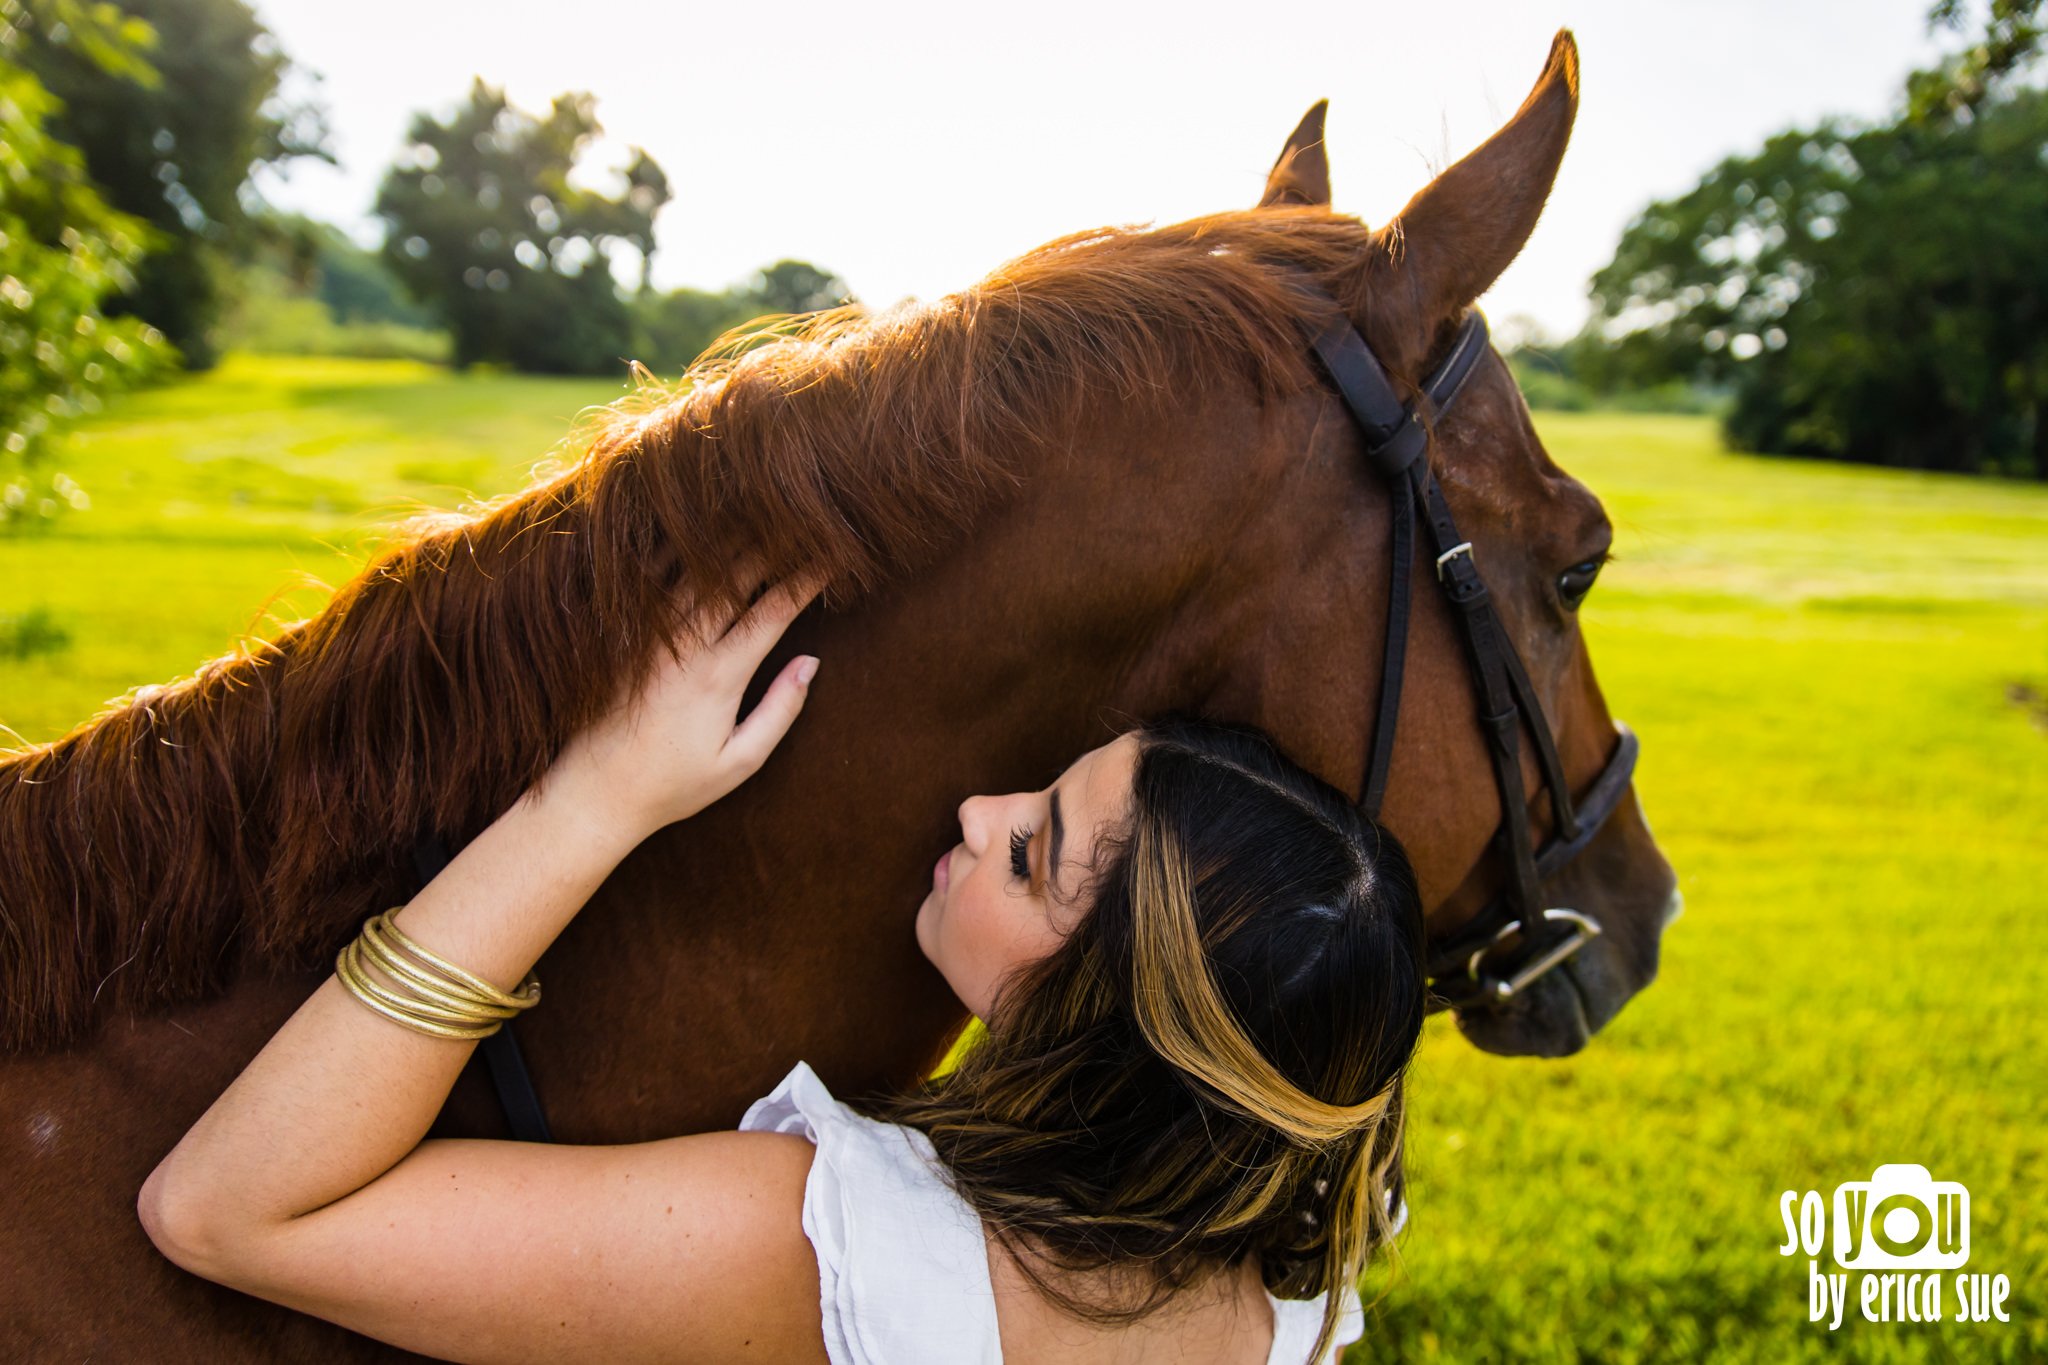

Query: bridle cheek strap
left=1304, top=291, right=1638, bottom=1014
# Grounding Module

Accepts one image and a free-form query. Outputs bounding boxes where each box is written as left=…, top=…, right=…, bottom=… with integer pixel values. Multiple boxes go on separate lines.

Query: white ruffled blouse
left=739, top=1061, right=1366, bottom=1365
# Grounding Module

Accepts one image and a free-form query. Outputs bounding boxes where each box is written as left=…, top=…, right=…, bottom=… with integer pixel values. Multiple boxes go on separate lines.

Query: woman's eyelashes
left=1009, top=825, right=1034, bottom=882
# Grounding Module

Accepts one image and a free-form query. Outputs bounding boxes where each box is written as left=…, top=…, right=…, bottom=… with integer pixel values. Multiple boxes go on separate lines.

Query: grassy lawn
left=0, top=356, right=623, bottom=744
left=1362, top=416, right=2047, bottom=1363
left=4, top=360, right=2044, bottom=1361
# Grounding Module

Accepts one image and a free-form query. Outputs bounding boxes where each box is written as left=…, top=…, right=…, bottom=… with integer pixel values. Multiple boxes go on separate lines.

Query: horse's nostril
left=1660, top=886, right=1685, bottom=928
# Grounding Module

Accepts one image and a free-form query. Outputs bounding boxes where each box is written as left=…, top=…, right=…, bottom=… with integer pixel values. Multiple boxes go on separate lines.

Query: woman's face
left=916, top=732, right=1140, bottom=1020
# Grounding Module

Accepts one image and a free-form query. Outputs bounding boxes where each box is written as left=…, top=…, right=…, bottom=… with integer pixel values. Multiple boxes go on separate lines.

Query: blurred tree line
left=2, top=0, right=849, bottom=531
left=1560, top=0, right=2045, bottom=477
left=21, top=0, right=2033, bottom=533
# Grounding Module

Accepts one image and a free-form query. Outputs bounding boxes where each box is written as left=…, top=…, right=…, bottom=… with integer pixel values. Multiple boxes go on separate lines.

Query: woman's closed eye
left=1009, top=826, right=1034, bottom=882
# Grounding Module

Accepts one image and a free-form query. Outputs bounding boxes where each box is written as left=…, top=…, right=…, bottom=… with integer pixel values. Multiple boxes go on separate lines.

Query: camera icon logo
left=1833, top=1164, right=1969, bottom=1271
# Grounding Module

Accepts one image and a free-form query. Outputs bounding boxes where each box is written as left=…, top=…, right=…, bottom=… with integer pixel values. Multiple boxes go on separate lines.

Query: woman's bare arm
left=137, top=577, right=827, bottom=1361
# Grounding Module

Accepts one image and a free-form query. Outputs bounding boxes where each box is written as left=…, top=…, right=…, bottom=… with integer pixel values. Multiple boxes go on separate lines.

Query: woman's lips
left=934, top=848, right=952, bottom=893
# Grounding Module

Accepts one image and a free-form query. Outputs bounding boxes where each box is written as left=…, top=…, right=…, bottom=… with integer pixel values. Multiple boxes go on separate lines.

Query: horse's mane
left=0, top=209, right=1385, bottom=1051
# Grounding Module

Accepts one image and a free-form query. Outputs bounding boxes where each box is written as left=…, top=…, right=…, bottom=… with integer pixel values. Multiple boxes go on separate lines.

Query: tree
left=1, top=0, right=173, bottom=531
left=258, top=211, right=436, bottom=329
left=1581, top=2, right=2048, bottom=478
left=629, top=261, right=857, bottom=376
left=13, top=0, right=330, bottom=370
left=630, top=286, right=761, bottom=376
left=1586, top=98, right=2047, bottom=477
left=750, top=259, right=852, bottom=316
left=375, top=82, right=671, bottom=374
left=1909, top=0, right=2045, bottom=121
left=216, top=212, right=448, bottom=363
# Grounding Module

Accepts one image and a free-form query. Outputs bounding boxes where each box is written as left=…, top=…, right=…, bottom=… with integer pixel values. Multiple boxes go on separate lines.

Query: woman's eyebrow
left=1049, top=787, right=1065, bottom=895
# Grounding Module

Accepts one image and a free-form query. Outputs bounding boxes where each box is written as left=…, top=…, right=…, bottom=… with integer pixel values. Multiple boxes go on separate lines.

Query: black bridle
left=421, top=288, right=1644, bottom=1140
left=1301, top=286, right=1639, bottom=1015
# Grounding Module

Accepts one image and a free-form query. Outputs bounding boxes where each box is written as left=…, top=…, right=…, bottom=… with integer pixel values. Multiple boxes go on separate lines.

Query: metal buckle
left=1434, top=542, right=1474, bottom=581
left=1465, top=908, right=1603, bottom=1002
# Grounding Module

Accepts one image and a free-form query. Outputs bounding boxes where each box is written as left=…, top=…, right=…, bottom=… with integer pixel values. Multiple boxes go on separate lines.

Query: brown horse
left=1, top=32, right=1675, bottom=1358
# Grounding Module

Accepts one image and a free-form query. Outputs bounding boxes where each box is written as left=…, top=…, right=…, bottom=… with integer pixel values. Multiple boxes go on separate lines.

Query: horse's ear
left=1377, top=30, right=1579, bottom=324
left=1258, top=100, right=1332, bottom=207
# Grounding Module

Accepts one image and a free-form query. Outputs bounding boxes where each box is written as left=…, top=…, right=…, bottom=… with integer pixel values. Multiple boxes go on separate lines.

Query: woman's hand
left=549, top=575, right=824, bottom=838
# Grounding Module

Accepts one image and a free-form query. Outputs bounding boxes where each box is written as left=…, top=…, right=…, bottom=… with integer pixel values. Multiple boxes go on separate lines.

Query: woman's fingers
left=714, top=572, right=827, bottom=675
left=671, top=551, right=769, bottom=638
left=722, top=653, right=819, bottom=773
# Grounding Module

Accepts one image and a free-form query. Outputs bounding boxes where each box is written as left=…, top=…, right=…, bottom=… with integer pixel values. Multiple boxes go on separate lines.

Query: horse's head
left=1241, top=32, right=1678, bottom=1055
left=952, top=32, right=1674, bottom=1057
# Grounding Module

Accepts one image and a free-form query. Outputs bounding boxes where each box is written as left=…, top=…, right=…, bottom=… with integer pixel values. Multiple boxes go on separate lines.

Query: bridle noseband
left=425, top=285, right=1647, bottom=1142
left=1300, top=284, right=1639, bottom=1015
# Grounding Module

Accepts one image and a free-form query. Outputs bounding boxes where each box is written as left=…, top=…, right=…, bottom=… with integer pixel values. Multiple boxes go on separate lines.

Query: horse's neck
left=0, top=654, right=292, bottom=1050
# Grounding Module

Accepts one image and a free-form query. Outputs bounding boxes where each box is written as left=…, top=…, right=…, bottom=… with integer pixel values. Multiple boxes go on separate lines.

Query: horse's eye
left=1557, top=558, right=1605, bottom=611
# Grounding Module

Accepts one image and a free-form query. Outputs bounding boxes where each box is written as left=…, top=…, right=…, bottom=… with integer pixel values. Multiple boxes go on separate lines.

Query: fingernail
left=796, top=656, right=820, bottom=685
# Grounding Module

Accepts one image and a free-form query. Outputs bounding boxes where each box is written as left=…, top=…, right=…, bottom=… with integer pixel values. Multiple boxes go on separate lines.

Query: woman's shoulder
left=738, top=1060, right=987, bottom=1255
left=741, top=1062, right=1002, bottom=1365
left=741, top=1061, right=940, bottom=1184
left=739, top=1060, right=876, bottom=1141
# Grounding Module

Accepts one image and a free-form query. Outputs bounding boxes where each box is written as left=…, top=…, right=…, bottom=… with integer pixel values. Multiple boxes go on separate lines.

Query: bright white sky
left=247, top=0, right=1955, bottom=342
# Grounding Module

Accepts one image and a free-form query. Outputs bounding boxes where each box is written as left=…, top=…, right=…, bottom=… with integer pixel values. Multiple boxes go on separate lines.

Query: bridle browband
left=419, top=283, right=1645, bottom=1141
left=1299, top=284, right=1639, bottom=1015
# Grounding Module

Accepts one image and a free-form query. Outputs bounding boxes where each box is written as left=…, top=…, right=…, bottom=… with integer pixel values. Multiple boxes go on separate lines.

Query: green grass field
left=3, top=357, right=2044, bottom=1362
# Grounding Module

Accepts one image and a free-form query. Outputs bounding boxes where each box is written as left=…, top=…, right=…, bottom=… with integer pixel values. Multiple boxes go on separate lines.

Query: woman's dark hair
left=874, top=713, right=1426, bottom=1363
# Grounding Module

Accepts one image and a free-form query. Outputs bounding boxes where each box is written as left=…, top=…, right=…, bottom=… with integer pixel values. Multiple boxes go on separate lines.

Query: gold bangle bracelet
left=353, top=929, right=524, bottom=1019
left=359, top=913, right=529, bottom=1012
left=335, top=941, right=503, bottom=1041
left=366, top=911, right=540, bottom=1011
left=332, top=910, right=542, bottom=1042
left=338, top=939, right=515, bottom=1027
left=336, top=940, right=496, bottom=1034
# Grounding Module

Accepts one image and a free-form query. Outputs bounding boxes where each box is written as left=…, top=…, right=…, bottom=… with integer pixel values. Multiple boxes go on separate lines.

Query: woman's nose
left=957, top=792, right=1014, bottom=851
left=957, top=794, right=990, bottom=849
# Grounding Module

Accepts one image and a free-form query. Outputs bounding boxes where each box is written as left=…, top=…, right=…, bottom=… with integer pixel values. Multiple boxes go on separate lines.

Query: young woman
left=139, top=575, right=1427, bottom=1365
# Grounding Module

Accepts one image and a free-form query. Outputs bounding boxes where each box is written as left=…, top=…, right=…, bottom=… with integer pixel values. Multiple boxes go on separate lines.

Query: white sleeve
left=739, top=1062, right=1001, bottom=1365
